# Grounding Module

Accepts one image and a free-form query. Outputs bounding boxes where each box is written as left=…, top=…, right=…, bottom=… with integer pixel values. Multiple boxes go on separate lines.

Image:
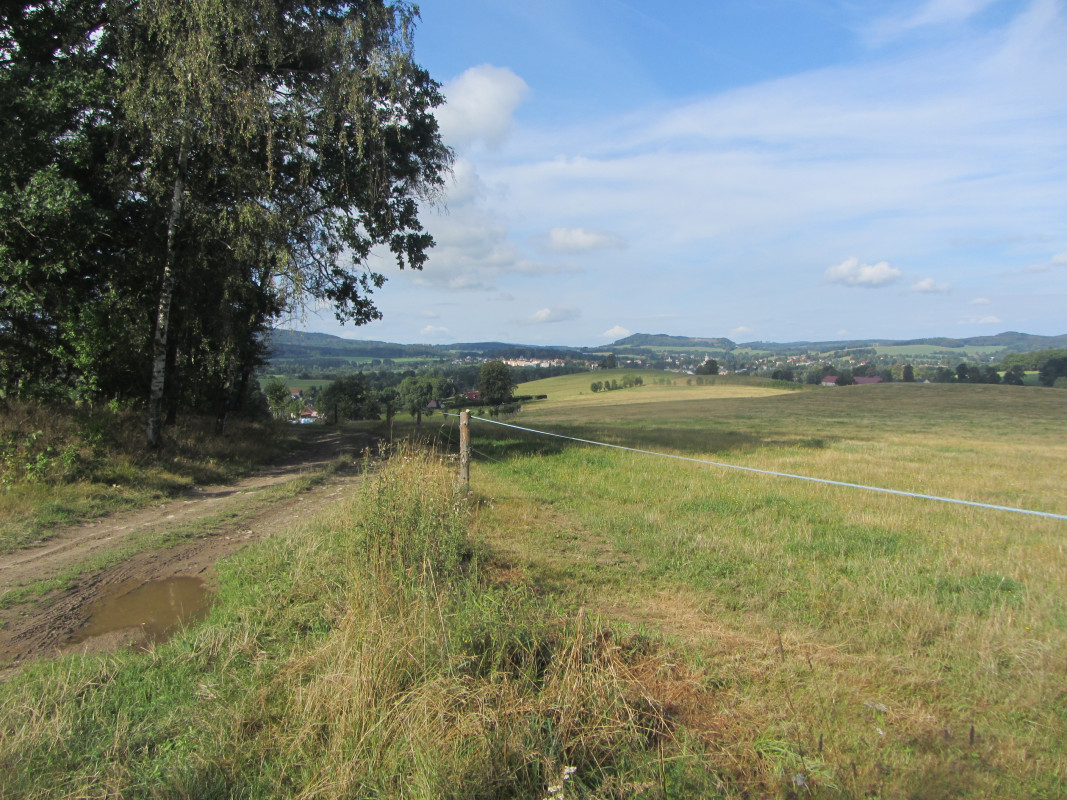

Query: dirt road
left=0, top=426, right=376, bottom=672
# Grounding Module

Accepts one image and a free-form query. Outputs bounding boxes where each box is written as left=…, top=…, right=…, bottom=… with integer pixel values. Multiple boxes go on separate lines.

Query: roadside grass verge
left=434, top=381, right=1067, bottom=797
left=0, top=459, right=350, bottom=610
left=0, top=402, right=300, bottom=554
left=0, top=447, right=723, bottom=798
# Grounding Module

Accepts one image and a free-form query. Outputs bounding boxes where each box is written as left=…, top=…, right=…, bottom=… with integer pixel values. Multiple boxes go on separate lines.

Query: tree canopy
left=0, top=0, right=451, bottom=446
left=478, top=361, right=514, bottom=405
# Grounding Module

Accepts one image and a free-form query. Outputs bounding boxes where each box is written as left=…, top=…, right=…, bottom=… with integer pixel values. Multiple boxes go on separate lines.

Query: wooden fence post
left=459, top=409, right=471, bottom=489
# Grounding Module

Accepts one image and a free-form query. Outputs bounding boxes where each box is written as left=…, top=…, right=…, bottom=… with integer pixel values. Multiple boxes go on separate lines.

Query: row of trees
left=590, top=375, right=643, bottom=393
left=0, top=1, right=451, bottom=446
left=267, top=361, right=517, bottom=425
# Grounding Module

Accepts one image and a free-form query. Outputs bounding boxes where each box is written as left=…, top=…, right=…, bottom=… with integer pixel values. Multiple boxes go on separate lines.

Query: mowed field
left=442, top=375, right=1067, bottom=797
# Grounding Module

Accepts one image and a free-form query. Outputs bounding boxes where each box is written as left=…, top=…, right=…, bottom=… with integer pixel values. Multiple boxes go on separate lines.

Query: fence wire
left=442, top=412, right=1066, bottom=522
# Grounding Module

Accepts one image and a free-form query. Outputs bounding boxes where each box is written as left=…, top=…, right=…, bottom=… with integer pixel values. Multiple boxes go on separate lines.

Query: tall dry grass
left=0, top=446, right=715, bottom=798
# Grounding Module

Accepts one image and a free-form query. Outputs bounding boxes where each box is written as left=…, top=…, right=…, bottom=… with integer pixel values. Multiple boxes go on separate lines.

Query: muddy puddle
left=69, top=577, right=213, bottom=650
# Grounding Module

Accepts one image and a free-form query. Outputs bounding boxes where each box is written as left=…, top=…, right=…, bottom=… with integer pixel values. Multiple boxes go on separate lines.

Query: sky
left=296, top=0, right=1067, bottom=346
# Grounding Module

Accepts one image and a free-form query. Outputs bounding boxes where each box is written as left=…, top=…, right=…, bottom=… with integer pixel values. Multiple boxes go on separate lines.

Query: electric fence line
left=443, top=412, right=1067, bottom=522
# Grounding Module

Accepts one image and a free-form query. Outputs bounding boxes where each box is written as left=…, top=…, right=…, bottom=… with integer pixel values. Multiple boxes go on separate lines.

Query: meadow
left=437, top=376, right=1067, bottom=797
left=1, top=377, right=1064, bottom=797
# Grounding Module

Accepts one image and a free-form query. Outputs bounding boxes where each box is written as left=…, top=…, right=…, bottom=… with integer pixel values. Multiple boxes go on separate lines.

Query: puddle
left=69, top=577, right=213, bottom=649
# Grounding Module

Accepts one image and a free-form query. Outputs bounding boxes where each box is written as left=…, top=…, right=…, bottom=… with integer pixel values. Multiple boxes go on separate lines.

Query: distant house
left=853, top=376, right=883, bottom=385
left=821, top=376, right=838, bottom=386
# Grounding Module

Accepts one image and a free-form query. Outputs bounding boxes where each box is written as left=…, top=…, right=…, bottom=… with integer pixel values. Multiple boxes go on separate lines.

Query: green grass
left=517, top=369, right=793, bottom=406
left=0, top=460, right=348, bottom=610
left=0, top=403, right=301, bottom=554
left=3, top=383, right=1065, bottom=797
left=0, top=448, right=710, bottom=798
left=433, top=380, right=1067, bottom=797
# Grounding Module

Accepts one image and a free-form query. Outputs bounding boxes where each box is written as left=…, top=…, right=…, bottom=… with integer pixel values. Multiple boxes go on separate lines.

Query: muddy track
left=0, top=427, right=377, bottom=672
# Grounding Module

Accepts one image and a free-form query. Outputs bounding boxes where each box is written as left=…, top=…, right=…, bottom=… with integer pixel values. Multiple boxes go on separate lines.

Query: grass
left=0, top=460, right=347, bottom=610
left=424, top=378, right=1067, bottom=797
left=2, top=380, right=1065, bottom=796
left=517, top=370, right=795, bottom=407
left=0, top=402, right=300, bottom=554
left=0, top=447, right=712, bottom=798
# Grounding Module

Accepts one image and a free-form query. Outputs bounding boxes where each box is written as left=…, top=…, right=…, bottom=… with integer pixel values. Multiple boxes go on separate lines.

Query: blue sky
left=297, top=0, right=1067, bottom=346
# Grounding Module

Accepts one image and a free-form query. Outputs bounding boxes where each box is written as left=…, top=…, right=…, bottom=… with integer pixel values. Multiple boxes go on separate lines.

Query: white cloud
left=415, top=218, right=566, bottom=291
left=730, top=326, right=753, bottom=338
left=978, top=315, right=1002, bottom=324
left=526, top=307, right=580, bottom=324
left=1026, top=251, right=1067, bottom=272
left=970, top=297, right=991, bottom=304
left=911, top=277, right=951, bottom=293
left=420, top=325, right=449, bottom=338
left=867, top=0, right=1003, bottom=43
left=823, top=257, right=902, bottom=288
left=603, top=325, right=630, bottom=339
left=538, top=227, right=625, bottom=253
left=436, top=65, right=528, bottom=151
left=443, top=158, right=484, bottom=207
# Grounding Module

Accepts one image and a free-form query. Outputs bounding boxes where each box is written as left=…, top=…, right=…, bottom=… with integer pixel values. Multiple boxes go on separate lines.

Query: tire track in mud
left=0, top=428, right=376, bottom=672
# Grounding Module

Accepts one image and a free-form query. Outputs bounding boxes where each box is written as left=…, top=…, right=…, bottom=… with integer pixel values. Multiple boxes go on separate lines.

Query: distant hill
left=615, top=331, right=1067, bottom=354
left=266, top=328, right=1067, bottom=370
left=265, top=330, right=584, bottom=368
left=612, top=333, right=737, bottom=351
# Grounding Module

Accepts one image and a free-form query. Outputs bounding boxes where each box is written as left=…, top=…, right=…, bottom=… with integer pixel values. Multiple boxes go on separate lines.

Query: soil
left=0, top=426, right=377, bottom=674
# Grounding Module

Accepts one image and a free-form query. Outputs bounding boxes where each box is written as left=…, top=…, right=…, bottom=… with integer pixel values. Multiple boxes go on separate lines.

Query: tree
left=479, top=361, right=514, bottom=405
left=599, top=354, right=617, bottom=370
left=902, top=364, right=915, bottom=382
left=398, top=375, right=434, bottom=427
left=695, top=358, right=718, bottom=375
left=0, top=1, right=130, bottom=402
left=124, top=0, right=451, bottom=448
left=318, top=375, right=369, bottom=422
left=1039, top=356, right=1067, bottom=387
left=263, top=378, right=290, bottom=419
left=1002, top=365, right=1025, bottom=386
left=0, top=2, right=451, bottom=445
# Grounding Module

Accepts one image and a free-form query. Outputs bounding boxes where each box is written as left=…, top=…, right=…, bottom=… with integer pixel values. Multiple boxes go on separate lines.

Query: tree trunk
left=146, top=134, right=188, bottom=449
left=215, top=356, right=236, bottom=436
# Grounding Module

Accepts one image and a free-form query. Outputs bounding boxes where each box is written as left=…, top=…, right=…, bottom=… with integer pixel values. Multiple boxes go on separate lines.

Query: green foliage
left=0, top=1, right=451, bottom=442
left=478, top=360, right=514, bottom=405
left=1038, top=355, right=1067, bottom=387
left=262, top=378, right=290, bottom=419
left=317, top=375, right=378, bottom=421
left=1001, top=348, right=1067, bottom=371
left=0, top=400, right=295, bottom=553
left=398, top=374, right=435, bottom=423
